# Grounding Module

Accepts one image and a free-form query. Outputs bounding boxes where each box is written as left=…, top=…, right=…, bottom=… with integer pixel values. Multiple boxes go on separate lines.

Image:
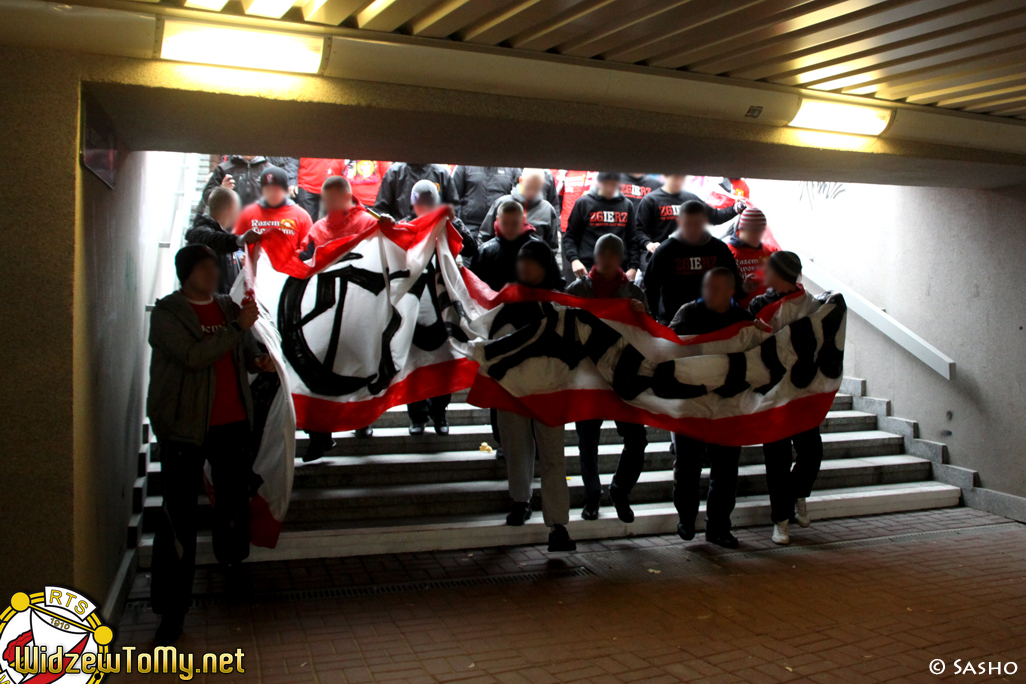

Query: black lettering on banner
left=755, top=337, right=786, bottom=395
left=612, top=345, right=650, bottom=400
left=788, top=317, right=818, bottom=389
left=815, top=295, right=846, bottom=379
left=409, top=262, right=449, bottom=352
left=714, top=352, right=749, bottom=398
left=650, top=361, right=708, bottom=400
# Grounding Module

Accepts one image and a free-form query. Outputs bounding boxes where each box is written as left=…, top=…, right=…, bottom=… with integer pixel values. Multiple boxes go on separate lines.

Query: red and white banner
left=240, top=207, right=846, bottom=544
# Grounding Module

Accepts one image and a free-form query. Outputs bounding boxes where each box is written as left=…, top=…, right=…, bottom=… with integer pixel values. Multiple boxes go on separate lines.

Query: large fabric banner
left=242, top=207, right=846, bottom=545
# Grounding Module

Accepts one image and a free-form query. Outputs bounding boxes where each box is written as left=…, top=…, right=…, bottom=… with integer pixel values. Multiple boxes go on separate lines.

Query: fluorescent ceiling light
left=788, top=99, right=892, bottom=136
left=182, top=0, right=230, bottom=11
left=161, top=20, right=324, bottom=74
left=241, top=0, right=296, bottom=18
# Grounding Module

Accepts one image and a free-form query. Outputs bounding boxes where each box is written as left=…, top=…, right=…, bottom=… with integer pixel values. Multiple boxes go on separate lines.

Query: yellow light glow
left=182, top=0, right=230, bottom=11
left=788, top=99, right=892, bottom=136
left=161, top=20, right=323, bottom=74
left=241, top=0, right=296, bottom=18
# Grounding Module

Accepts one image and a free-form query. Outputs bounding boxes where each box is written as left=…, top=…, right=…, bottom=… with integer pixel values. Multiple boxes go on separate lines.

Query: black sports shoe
left=580, top=495, right=601, bottom=521
left=677, top=521, right=696, bottom=541
left=506, top=502, right=531, bottom=526
left=433, top=418, right=449, bottom=435
left=302, top=432, right=335, bottom=463
left=353, top=426, right=373, bottom=438
left=495, top=447, right=504, bottom=460
left=409, top=423, right=426, bottom=436
left=154, top=613, right=184, bottom=646
left=609, top=486, right=634, bottom=523
left=547, top=524, right=577, bottom=552
left=705, top=529, right=740, bottom=549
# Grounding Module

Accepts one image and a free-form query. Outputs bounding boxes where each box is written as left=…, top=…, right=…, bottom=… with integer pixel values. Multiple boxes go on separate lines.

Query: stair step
left=136, top=481, right=961, bottom=567
left=142, top=454, right=926, bottom=530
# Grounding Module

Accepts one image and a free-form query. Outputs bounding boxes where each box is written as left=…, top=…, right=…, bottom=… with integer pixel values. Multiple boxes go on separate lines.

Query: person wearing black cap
left=566, top=234, right=649, bottom=523
left=373, top=162, right=459, bottom=222
left=147, top=245, right=275, bottom=645
left=496, top=239, right=575, bottom=552
left=233, top=165, right=313, bottom=249
left=748, top=251, right=824, bottom=546
left=643, top=200, right=745, bottom=325
left=563, top=172, right=640, bottom=281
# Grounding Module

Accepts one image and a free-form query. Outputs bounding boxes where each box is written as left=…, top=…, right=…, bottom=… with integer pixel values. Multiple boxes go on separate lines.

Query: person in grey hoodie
left=147, top=245, right=274, bottom=646
left=478, top=168, right=561, bottom=250
left=566, top=234, right=649, bottom=523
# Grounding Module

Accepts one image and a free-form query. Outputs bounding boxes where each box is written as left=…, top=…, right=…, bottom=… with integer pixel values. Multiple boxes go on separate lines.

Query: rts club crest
left=0, top=587, right=113, bottom=683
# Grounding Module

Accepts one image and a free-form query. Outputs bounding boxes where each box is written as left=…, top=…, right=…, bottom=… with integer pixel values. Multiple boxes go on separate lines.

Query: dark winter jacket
left=373, top=163, right=459, bottom=220
left=469, top=229, right=548, bottom=292
left=669, top=300, right=753, bottom=335
left=563, top=187, right=640, bottom=270
left=479, top=189, right=561, bottom=250
left=201, top=156, right=298, bottom=209
left=185, top=214, right=243, bottom=295
left=642, top=231, right=743, bottom=325
left=566, top=274, right=649, bottom=312
left=452, top=166, right=519, bottom=232
left=147, top=291, right=262, bottom=445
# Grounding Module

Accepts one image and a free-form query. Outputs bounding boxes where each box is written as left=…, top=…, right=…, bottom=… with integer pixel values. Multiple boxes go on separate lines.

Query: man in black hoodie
left=479, top=168, right=561, bottom=250
left=185, top=187, right=261, bottom=295
left=643, top=201, right=746, bottom=325
left=619, top=172, right=662, bottom=208
left=636, top=175, right=743, bottom=270
left=373, top=162, right=459, bottom=221
left=563, top=172, right=640, bottom=280
left=452, top=165, right=519, bottom=237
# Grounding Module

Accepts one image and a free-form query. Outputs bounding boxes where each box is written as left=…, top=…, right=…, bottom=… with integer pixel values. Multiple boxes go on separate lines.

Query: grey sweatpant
left=497, top=410, right=570, bottom=527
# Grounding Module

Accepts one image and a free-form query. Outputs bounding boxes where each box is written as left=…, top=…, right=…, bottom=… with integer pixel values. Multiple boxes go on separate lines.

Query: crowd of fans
left=147, top=157, right=821, bottom=645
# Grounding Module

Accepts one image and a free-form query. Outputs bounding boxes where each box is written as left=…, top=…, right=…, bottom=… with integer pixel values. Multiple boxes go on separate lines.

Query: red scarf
left=589, top=266, right=629, bottom=299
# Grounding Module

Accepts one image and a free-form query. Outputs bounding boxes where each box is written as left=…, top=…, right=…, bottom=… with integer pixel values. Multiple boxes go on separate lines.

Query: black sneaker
left=409, top=423, right=426, bottom=436
left=353, top=426, right=373, bottom=438
left=506, top=502, right=531, bottom=526
left=547, top=524, right=577, bottom=552
left=495, top=447, right=504, bottom=460
left=302, top=432, right=335, bottom=463
left=580, top=495, right=601, bottom=521
left=154, top=613, right=184, bottom=646
left=609, top=486, right=634, bottom=523
left=705, top=529, right=739, bottom=549
left=677, top=520, right=695, bottom=541
left=433, top=418, right=449, bottom=435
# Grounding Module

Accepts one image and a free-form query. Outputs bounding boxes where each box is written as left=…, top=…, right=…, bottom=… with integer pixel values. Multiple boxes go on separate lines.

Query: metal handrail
left=802, top=260, right=955, bottom=380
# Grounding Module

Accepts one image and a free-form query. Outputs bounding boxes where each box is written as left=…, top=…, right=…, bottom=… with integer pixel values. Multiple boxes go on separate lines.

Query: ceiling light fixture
left=160, top=20, right=325, bottom=74
left=788, top=99, right=893, bottom=136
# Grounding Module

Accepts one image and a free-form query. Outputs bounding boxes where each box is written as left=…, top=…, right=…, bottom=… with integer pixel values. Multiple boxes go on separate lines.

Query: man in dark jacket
left=636, top=175, right=743, bottom=270
left=669, top=267, right=753, bottom=550
left=563, top=172, right=640, bottom=280
left=373, top=162, right=459, bottom=221
left=566, top=234, right=649, bottom=523
left=619, top=172, right=662, bottom=208
left=469, top=200, right=548, bottom=292
left=479, top=168, right=561, bottom=250
left=185, top=187, right=261, bottom=294
left=201, top=155, right=298, bottom=210
left=643, top=201, right=747, bottom=325
left=147, top=245, right=275, bottom=645
left=452, top=165, right=519, bottom=237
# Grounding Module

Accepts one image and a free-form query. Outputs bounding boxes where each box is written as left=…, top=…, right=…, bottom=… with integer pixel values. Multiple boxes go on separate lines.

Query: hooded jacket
left=642, top=231, right=743, bottom=324
left=469, top=227, right=545, bottom=292
left=563, top=187, right=640, bottom=270
left=185, top=214, right=243, bottom=294
left=619, top=173, right=662, bottom=208
left=452, top=166, right=520, bottom=232
left=147, top=291, right=261, bottom=445
left=373, top=163, right=459, bottom=220
left=201, top=156, right=298, bottom=209
left=479, top=189, right=561, bottom=250
left=636, top=188, right=740, bottom=247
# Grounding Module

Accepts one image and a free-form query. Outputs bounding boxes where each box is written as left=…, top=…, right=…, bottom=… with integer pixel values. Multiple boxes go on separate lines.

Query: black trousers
left=673, top=434, right=741, bottom=534
left=296, top=188, right=321, bottom=221
left=763, top=427, right=824, bottom=523
left=576, top=419, right=647, bottom=500
left=407, top=394, right=451, bottom=425
left=151, top=421, right=252, bottom=617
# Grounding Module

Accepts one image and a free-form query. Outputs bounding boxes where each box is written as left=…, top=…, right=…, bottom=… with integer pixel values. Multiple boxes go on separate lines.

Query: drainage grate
left=126, top=566, right=594, bottom=610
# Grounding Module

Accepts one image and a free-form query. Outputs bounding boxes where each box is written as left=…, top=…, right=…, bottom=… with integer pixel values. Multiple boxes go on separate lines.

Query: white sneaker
left=772, top=520, right=790, bottom=545
left=795, top=498, right=811, bottom=528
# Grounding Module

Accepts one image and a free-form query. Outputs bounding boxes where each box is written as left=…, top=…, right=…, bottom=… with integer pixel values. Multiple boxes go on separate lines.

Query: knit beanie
left=594, top=233, right=625, bottom=261
left=260, top=166, right=289, bottom=191
left=175, top=244, right=217, bottom=285
left=738, top=206, right=767, bottom=232
left=517, top=239, right=554, bottom=268
left=768, top=250, right=802, bottom=284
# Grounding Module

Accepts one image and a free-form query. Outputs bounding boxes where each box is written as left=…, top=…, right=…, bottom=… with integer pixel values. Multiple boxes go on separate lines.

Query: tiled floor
left=117, top=508, right=1026, bottom=683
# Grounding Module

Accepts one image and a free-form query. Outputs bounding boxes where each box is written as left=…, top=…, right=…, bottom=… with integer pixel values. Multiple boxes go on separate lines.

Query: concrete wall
left=749, top=179, right=1026, bottom=499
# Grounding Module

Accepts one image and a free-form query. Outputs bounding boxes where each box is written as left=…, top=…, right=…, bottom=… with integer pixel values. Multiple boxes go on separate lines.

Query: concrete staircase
left=136, top=377, right=961, bottom=566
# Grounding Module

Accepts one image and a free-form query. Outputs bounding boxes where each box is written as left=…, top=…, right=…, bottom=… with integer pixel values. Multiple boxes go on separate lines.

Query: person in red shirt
left=147, top=245, right=275, bottom=645
left=557, top=170, right=596, bottom=232
left=295, top=158, right=347, bottom=220
left=341, top=160, right=392, bottom=208
left=726, top=207, right=778, bottom=309
left=234, top=166, right=313, bottom=250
